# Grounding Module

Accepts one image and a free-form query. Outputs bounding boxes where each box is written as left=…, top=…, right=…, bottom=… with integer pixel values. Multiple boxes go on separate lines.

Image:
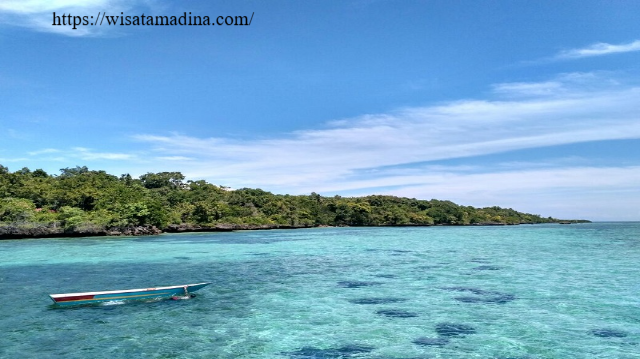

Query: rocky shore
left=164, top=223, right=315, bottom=233
left=0, top=220, right=588, bottom=240
left=0, top=222, right=315, bottom=240
left=0, top=223, right=162, bottom=239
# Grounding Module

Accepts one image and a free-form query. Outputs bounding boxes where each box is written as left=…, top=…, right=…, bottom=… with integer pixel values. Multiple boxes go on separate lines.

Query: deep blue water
left=1, top=223, right=639, bottom=358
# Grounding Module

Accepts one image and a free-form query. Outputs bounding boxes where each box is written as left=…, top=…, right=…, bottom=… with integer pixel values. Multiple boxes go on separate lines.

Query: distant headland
left=0, top=165, right=590, bottom=240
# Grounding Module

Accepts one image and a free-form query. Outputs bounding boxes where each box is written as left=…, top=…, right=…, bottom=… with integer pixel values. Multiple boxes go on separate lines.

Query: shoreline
left=0, top=221, right=589, bottom=240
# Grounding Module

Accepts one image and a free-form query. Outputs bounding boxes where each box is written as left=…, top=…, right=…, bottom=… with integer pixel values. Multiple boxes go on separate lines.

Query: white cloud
left=556, top=40, right=640, bottom=59
left=382, top=166, right=640, bottom=221
left=23, top=147, right=136, bottom=161
left=135, top=73, right=640, bottom=184
left=0, top=0, right=112, bottom=14
left=27, top=148, right=61, bottom=156
left=492, top=81, right=565, bottom=97
left=72, top=147, right=135, bottom=160
left=156, top=156, right=193, bottom=161
left=0, top=0, right=158, bottom=36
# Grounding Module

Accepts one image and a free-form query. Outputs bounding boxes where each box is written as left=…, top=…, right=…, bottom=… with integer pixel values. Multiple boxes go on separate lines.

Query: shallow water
left=1, top=223, right=639, bottom=358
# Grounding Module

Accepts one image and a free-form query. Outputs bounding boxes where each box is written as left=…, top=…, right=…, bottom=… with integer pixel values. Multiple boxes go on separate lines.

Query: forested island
left=0, top=165, right=589, bottom=239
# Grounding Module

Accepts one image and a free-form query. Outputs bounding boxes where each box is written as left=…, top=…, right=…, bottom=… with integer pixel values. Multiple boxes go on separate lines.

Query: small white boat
left=49, top=282, right=211, bottom=306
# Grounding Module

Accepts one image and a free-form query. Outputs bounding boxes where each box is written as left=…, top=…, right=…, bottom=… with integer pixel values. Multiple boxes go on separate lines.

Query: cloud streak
left=383, top=166, right=640, bottom=221
left=0, top=0, right=156, bottom=36
left=27, top=148, right=61, bottom=156
left=22, top=146, right=136, bottom=162
left=556, top=40, right=640, bottom=59
left=134, top=73, right=640, bottom=187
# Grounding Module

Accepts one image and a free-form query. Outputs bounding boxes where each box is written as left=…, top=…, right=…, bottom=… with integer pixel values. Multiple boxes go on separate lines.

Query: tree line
left=0, top=165, right=587, bottom=237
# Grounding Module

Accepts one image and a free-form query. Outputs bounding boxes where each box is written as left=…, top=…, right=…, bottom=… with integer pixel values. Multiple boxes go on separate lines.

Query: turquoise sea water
left=0, top=223, right=638, bottom=358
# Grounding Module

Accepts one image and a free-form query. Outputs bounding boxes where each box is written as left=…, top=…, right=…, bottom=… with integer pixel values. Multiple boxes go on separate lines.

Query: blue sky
left=1, top=1, right=639, bottom=221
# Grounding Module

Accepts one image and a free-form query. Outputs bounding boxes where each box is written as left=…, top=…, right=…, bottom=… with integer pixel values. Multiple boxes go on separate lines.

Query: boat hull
left=49, top=282, right=211, bottom=306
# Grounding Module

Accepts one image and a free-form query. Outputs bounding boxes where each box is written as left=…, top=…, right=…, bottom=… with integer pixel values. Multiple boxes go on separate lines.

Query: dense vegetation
left=0, top=165, right=586, bottom=238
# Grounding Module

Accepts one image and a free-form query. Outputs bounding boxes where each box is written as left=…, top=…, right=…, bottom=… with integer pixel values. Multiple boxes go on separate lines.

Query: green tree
left=140, top=172, right=186, bottom=189
left=0, top=198, right=36, bottom=223
left=58, top=206, right=88, bottom=230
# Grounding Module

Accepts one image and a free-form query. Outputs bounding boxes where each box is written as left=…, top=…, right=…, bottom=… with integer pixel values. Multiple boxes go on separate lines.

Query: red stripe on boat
left=54, top=294, right=95, bottom=302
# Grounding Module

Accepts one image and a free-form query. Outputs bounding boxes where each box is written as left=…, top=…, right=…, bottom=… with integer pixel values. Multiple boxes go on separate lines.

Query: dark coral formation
left=348, top=297, right=408, bottom=305
left=435, top=323, right=477, bottom=337
left=412, top=337, right=450, bottom=346
left=441, top=286, right=516, bottom=304
left=375, top=309, right=419, bottom=318
left=589, top=328, right=628, bottom=338
left=337, top=281, right=383, bottom=288
left=285, top=344, right=375, bottom=358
